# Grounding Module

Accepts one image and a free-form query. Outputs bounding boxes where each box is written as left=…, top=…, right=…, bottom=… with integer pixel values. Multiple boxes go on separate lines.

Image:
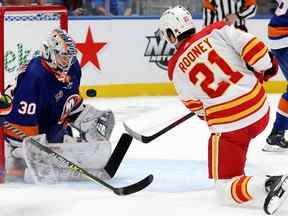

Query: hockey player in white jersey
left=159, top=5, right=287, bottom=215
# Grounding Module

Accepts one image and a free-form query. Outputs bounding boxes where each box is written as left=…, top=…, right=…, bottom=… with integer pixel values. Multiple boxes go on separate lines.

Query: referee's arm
left=202, top=0, right=217, bottom=26
left=237, top=0, right=257, bottom=19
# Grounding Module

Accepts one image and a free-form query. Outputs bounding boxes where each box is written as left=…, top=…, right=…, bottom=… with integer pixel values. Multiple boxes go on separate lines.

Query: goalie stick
left=123, top=112, right=195, bottom=143
left=104, top=133, right=133, bottom=178
left=2, top=121, right=153, bottom=196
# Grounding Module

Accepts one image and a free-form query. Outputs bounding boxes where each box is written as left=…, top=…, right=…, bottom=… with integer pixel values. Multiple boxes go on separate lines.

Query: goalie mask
left=159, top=6, right=195, bottom=44
left=42, top=29, right=77, bottom=73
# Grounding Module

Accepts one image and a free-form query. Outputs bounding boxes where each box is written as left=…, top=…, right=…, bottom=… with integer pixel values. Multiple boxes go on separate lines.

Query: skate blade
left=265, top=176, right=288, bottom=215
left=262, top=144, right=288, bottom=153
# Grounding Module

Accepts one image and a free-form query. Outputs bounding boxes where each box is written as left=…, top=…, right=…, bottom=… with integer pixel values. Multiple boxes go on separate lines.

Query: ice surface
left=1, top=94, right=288, bottom=216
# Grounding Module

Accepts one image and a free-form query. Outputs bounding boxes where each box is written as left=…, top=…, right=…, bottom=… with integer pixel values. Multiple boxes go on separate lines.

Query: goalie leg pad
left=52, top=134, right=111, bottom=169
left=23, top=134, right=111, bottom=184
left=23, top=135, right=57, bottom=184
left=5, top=138, right=26, bottom=181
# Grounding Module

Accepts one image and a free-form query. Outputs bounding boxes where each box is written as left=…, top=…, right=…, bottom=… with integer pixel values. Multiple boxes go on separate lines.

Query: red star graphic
left=76, top=27, right=107, bottom=70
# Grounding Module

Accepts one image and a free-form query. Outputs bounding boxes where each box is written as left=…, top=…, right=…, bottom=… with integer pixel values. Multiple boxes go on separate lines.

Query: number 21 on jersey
left=188, top=49, right=243, bottom=98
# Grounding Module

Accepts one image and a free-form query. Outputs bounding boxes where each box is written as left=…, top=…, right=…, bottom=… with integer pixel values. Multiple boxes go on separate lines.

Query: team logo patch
left=58, top=94, right=82, bottom=124
left=54, top=90, right=64, bottom=102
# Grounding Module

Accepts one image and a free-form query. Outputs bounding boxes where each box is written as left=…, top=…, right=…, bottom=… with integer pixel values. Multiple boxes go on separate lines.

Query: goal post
left=0, top=5, right=68, bottom=182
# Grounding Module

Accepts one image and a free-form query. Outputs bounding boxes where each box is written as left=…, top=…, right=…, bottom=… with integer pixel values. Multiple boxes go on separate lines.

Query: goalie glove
left=0, top=93, right=12, bottom=117
left=95, top=110, right=115, bottom=139
left=72, top=104, right=115, bottom=141
left=263, top=52, right=279, bottom=81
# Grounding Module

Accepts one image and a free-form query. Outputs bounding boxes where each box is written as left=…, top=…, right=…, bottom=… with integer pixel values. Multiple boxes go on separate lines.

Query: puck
left=86, top=89, right=97, bottom=97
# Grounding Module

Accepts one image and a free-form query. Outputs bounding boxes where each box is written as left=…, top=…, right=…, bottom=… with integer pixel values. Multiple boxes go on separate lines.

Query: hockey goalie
left=0, top=29, right=115, bottom=183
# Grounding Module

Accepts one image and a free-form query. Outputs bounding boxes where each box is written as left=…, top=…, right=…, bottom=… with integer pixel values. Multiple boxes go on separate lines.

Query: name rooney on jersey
left=178, top=37, right=212, bottom=73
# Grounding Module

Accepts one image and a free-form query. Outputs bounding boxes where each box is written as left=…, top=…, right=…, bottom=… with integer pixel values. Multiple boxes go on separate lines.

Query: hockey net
left=0, top=5, right=68, bottom=182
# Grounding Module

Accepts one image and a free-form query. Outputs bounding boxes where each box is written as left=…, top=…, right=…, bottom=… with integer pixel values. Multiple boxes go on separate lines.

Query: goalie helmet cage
left=0, top=5, right=68, bottom=183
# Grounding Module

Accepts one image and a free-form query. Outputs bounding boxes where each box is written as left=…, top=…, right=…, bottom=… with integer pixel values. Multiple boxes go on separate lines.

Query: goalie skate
left=264, top=175, right=288, bottom=215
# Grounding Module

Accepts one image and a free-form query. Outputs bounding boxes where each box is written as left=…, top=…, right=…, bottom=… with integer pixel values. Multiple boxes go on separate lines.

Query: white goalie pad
left=72, top=104, right=115, bottom=141
left=23, top=134, right=111, bottom=184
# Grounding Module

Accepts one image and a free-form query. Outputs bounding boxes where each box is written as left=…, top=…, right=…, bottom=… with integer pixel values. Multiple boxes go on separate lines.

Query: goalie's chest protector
left=7, top=57, right=81, bottom=139
left=167, top=22, right=269, bottom=133
left=37, top=60, right=81, bottom=131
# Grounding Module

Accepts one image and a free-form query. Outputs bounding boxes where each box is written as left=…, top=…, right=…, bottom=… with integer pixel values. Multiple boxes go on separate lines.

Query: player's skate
left=264, top=175, right=288, bottom=215
left=262, top=131, right=288, bottom=152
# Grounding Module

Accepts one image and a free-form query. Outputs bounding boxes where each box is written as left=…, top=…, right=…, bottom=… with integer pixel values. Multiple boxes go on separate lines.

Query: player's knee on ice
left=214, top=177, right=267, bottom=208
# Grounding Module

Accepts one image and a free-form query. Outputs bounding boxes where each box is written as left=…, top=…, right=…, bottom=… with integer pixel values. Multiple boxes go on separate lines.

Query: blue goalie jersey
left=6, top=56, right=82, bottom=143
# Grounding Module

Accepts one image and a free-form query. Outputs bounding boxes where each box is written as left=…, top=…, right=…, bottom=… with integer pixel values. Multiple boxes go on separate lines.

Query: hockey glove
left=0, top=93, right=12, bottom=117
left=252, top=52, right=279, bottom=83
left=95, top=110, right=115, bottom=139
left=72, top=105, right=115, bottom=141
left=195, top=109, right=206, bottom=121
left=263, top=52, right=279, bottom=82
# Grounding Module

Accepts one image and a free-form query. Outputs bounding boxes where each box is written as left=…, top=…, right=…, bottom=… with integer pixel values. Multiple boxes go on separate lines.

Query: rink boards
left=4, top=16, right=285, bottom=98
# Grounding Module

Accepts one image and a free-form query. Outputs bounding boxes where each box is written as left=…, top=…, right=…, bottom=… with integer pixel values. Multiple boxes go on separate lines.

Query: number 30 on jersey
left=18, top=101, right=36, bottom=115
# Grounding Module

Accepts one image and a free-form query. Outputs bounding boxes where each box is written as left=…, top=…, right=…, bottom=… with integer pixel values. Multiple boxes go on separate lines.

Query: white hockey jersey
left=168, top=21, right=272, bottom=133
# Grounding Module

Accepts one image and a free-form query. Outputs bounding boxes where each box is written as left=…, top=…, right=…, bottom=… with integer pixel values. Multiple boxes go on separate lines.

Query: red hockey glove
left=253, top=52, right=279, bottom=83
left=263, top=53, right=278, bottom=81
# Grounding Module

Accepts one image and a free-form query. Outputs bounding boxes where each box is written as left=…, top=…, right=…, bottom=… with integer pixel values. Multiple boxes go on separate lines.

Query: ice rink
left=1, top=94, right=288, bottom=216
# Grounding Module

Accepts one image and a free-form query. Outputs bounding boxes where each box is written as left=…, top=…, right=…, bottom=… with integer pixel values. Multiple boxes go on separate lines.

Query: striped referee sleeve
left=237, top=0, right=257, bottom=19
left=202, top=0, right=217, bottom=26
left=203, top=8, right=217, bottom=26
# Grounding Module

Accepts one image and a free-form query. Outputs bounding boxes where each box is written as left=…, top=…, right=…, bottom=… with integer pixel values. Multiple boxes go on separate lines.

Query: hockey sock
left=273, top=93, right=288, bottom=131
left=215, top=176, right=266, bottom=208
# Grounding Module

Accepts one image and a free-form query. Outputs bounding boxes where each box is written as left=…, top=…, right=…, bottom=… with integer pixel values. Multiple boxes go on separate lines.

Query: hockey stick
left=3, top=121, right=153, bottom=196
left=104, top=133, right=133, bottom=178
left=123, top=112, right=195, bottom=143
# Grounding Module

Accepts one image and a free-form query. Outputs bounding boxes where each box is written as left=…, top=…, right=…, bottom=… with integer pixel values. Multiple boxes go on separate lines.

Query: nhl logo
left=144, top=30, right=176, bottom=70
